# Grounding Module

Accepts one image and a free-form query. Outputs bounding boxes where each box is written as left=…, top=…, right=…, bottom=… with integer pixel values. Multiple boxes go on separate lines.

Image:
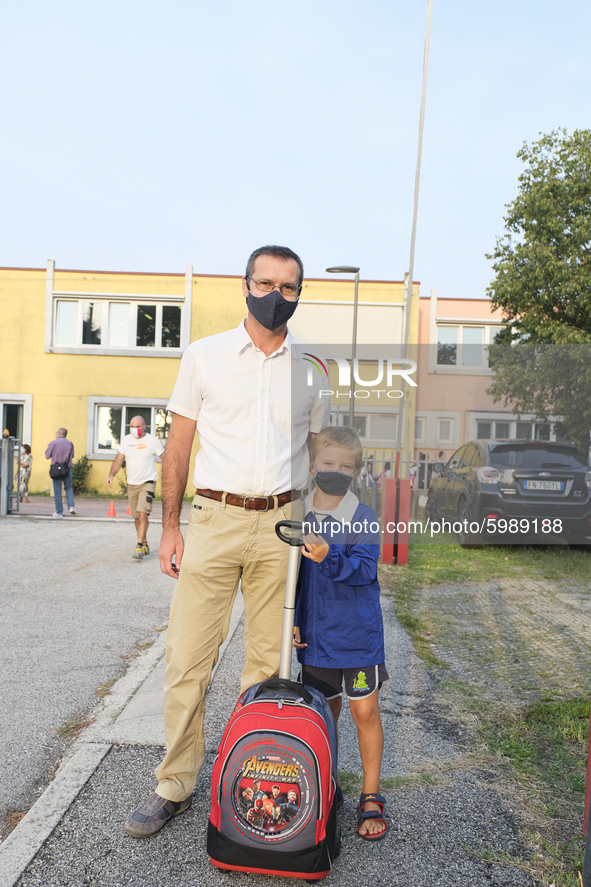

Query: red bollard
left=381, top=478, right=397, bottom=565
left=380, top=477, right=411, bottom=565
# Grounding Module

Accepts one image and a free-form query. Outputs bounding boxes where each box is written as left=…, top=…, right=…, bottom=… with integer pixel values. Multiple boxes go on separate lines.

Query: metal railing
left=355, top=449, right=439, bottom=511
left=0, top=437, right=21, bottom=516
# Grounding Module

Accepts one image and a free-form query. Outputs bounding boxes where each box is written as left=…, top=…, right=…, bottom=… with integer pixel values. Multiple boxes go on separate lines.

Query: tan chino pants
left=155, top=493, right=299, bottom=802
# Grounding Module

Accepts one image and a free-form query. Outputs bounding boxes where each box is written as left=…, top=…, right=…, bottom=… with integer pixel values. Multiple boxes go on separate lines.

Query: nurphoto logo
left=305, top=355, right=418, bottom=400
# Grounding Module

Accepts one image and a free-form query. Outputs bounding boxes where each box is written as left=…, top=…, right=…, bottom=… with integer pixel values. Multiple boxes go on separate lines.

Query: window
left=477, top=419, right=511, bottom=440
left=462, top=327, right=483, bottom=366
left=330, top=412, right=397, bottom=442
left=55, top=301, right=78, bottom=345
left=436, top=324, right=499, bottom=368
left=437, top=418, right=454, bottom=443
left=462, top=444, right=479, bottom=466
left=370, top=413, right=397, bottom=442
left=437, top=326, right=457, bottom=365
left=516, top=421, right=533, bottom=439
left=414, top=417, right=426, bottom=443
left=95, top=404, right=172, bottom=452
left=53, top=300, right=183, bottom=350
left=342, top=415, right=367, bottom=438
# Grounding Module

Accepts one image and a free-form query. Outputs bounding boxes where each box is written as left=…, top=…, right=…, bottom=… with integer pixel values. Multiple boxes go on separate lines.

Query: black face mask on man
left=313, top=466, right=355, bottom=496
left=246, top=287, right=299, bottom=330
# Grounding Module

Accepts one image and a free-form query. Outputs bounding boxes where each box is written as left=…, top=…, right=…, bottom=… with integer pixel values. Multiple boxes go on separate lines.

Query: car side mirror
left=433, top=462, right=444, bottom=472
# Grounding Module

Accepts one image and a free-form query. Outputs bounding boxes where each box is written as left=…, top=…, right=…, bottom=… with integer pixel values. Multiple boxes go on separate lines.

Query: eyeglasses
left=246, top=276, right=301, bottom=299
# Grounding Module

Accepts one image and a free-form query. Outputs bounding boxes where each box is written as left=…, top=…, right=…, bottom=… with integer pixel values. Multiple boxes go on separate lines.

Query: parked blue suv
left=425, top=439, right=591, bottom=546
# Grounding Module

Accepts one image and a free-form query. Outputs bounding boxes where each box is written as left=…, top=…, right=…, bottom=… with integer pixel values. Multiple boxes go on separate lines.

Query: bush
left=71, top=455, right=92, bottom=494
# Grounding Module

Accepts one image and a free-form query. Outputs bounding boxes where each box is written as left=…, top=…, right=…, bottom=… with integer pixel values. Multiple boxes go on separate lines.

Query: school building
left=0, top=261, right=420, bottom=496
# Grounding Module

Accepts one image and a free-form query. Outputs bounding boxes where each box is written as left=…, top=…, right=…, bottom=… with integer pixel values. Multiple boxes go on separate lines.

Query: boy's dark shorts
left=300, top=663, right=389, bottom=701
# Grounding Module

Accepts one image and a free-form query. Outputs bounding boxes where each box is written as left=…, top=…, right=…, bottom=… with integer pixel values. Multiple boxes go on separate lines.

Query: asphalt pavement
left=0, top=517, right=173, bottom=824
left=0, top=516, right=535, bottom=886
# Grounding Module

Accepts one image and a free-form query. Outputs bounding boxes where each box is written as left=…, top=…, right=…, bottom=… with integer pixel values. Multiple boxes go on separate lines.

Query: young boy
left=293, top=426, right=388, bottom=840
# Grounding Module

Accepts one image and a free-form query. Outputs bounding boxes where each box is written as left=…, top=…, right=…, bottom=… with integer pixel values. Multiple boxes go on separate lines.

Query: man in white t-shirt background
left=107, top=415, right=164, bottom=559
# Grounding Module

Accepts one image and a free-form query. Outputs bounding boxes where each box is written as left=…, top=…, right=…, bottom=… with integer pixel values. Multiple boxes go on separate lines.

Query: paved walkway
left=0, top=593, right=534, bottom=887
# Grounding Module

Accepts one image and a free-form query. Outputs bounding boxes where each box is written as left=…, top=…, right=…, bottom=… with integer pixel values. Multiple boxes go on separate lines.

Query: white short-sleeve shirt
left=118, top=433, right=164, bottom=485
left=167, top=320, right=329, bottom=495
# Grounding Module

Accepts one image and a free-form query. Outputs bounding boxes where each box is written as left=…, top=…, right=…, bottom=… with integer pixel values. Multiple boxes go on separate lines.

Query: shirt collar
left=304, top=489, right=360, bottom=525
left=236, top=318, right=294, bottom=356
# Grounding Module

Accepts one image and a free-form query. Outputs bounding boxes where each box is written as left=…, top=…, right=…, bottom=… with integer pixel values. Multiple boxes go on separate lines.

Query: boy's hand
left=301, top=533, right=329, bottom=563
left=293, top=626, right=307, bottom=649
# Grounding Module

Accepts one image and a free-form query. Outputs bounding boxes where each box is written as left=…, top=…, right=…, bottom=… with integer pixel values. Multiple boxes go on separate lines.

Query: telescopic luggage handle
left=274, top=520, right=303, bottom=680
left=275, top=520, right=304, bottom=546
left=254, top=677, right=313, bottom=705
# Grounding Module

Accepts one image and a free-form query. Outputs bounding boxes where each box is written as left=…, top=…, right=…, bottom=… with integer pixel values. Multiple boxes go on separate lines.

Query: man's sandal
left=357, top=792, right=388, bottom=841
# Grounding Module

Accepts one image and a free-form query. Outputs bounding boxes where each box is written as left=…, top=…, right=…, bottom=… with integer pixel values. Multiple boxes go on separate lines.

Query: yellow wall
left=0, top=266, right=419, bottom=496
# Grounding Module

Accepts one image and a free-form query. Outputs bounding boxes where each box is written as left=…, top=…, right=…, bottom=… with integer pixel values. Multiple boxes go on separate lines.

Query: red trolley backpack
left=207, top=520, right=340, bottom=880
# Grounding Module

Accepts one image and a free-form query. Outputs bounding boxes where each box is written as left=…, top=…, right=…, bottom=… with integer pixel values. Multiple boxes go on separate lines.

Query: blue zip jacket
left=294, top=500, right=385, bottom=669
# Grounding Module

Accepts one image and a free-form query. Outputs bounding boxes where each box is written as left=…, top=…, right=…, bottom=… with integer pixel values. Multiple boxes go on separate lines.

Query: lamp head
left=326, top=266, right=360, bottom=274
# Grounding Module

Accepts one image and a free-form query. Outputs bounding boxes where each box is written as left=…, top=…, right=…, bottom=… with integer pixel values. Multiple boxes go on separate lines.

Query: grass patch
left=384, top=541, right=591, bottom=597
left=58, top=717, right=95, bottom=739
left=395, top=611, right=450, bottom=668
left=95, top=679, right=116, bottom=698
left=481, top=697, right=590, bottom=817
left=338, top=764, right=455, bottom=798
left=442, top=678, right=589, bottom=886
left=338, top=769, right=363, bottom=795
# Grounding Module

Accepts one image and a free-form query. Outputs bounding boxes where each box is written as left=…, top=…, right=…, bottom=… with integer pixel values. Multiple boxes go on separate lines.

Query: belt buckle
left=243, top=496, right=270, bottom=512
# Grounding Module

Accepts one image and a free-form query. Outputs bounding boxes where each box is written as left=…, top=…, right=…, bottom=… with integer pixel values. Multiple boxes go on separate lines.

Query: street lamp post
left=326, top=266, right=360, bottom=431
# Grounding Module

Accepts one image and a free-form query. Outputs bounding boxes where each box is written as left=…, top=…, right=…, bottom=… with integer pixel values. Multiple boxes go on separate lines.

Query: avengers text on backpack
left=207, top=520, right=340, bottom=880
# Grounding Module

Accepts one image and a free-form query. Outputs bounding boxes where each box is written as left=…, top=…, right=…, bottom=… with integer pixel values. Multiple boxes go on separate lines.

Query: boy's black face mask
left=313, top=466, right=355, bottom=496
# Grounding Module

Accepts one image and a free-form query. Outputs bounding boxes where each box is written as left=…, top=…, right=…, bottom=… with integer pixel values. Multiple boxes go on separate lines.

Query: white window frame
left=437, top=417, right=455, bottom=444
left=430, top=320, right=505, bottom=375
left=45, top=261, right=192, bottom=357
left=414, top=416, right=426, bottom=444
left=87, top=396, right=171, bottom=459
left=330, top=406, right=399, bottom=445
left=469, top=411, right=558, bottom=442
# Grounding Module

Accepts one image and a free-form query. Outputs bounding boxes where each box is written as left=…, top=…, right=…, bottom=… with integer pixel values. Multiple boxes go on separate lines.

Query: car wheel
left=425, top=492, right=439, bottom=523
left=457, top=497, right=481, bottom=549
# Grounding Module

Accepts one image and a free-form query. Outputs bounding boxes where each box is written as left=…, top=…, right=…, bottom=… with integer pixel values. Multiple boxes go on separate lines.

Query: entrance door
left=2, top=403, right=23, bottom=439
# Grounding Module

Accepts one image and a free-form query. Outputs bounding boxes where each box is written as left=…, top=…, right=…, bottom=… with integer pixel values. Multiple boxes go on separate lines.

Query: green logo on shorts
left=352, top=671, right=369, bottom=691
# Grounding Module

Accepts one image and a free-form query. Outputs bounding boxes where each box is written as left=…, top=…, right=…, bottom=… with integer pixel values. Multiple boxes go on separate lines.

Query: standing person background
left=106, top=415, right=164, bottom=559
left=125, top=244, right=328, bottom=838
left=19, top=444, right=32, bottom=502
left=45, top=428, right=76, bottom=518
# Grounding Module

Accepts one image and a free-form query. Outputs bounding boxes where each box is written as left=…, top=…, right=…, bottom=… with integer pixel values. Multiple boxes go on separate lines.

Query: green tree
left=486, top=130, right=591, bottom=451
left=487, top=128, right=591, bottom=344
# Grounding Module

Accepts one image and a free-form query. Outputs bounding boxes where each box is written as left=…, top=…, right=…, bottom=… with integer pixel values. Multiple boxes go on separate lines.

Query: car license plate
left=524, top=480, right=563, bottom=491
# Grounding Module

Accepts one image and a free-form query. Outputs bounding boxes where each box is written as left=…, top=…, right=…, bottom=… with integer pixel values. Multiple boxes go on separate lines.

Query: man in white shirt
left=106, top=416, right=164, bottom=559
left=125, top=245, right=328, bottom=838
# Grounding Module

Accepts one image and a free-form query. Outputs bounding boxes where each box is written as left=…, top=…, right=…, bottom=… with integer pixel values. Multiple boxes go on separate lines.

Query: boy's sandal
left=357, top=792, right=388, bottom=841
left=335, top=785, right=344, bottom=809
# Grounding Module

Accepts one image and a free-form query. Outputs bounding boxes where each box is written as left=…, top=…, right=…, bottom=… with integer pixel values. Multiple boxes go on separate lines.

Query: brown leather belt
left=195, top=488, right=301, bottom=512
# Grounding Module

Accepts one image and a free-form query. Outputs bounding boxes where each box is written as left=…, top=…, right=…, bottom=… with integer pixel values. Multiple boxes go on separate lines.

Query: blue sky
left=1, top=1, right=590, bottom=298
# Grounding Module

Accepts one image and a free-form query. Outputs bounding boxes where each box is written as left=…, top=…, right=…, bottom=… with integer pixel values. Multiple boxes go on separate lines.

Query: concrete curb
left=0, top=743, right=112, bottom=887
left=0, top=596, right=245, bottom=887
